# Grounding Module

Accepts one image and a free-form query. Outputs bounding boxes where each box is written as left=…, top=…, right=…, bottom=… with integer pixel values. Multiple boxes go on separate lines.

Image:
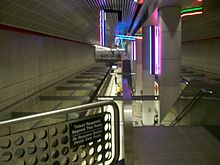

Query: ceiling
left=0, top=0, right=220, bottom=46
left=0, top=0, right=138, bottom=46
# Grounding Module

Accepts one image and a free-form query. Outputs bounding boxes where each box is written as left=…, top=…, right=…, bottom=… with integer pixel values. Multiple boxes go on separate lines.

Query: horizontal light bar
left=116, top=36, right=136, bottom=41
left=116, top=34, right=142, bottom=40
left=181, top=11, right=203, bottom=17
left=116, top=34, right=135, bottom=39
left=181, top=7, right=202, bottom=14
left=135, top=36, right=143, bottom=40
left=94, top=45, right=111, bottom=50
left=134, top=33, right=142, bottom=36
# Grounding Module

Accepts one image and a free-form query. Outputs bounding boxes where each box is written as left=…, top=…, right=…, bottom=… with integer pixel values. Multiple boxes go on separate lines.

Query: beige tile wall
left=0, top=29, right=95, bottom=118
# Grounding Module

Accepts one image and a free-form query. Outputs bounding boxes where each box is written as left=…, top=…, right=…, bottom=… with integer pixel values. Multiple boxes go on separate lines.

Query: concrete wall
left=0, top=29, right=95, bottom=116
left=182, top=38, right=220, bottom=76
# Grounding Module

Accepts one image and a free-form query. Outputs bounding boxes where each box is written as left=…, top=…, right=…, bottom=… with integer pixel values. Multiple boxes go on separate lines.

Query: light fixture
left=181, top=7, right=203, bottom=17
left=149, top=25, right=160, bottom=75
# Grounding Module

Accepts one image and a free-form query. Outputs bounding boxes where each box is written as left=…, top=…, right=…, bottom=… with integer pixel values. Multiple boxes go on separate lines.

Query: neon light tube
left=181, top=7, right=202, bottom=14
left=117, top=37, right=135, bottom=41
left=116, top=34, right=136, bottom=39
left=181, top=11, right=203, bottom=17
left=102, top=10, right=105, bottom=46
left=121, top=39, right=125, bottom=49
left=134, top=36, right=143, bottom=40
left=131, top=41, right=133, bottom=61
left=155, top=26, right=159, bottom=74
left=134, top=34, right=142, bottom=36
left=149, top=26, right=152, bottom=74
left=99, top=11, right=102, bottom=46
left=134, top=41, right=136, bottom=61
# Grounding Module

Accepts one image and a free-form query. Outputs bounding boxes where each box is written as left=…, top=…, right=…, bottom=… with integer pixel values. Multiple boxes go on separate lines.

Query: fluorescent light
left=181, top=11, right=203, bottom=17
left=181, top=7, right=202, bottom=14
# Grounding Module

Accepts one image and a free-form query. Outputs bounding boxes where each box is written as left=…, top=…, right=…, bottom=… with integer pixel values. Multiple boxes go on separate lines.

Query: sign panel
left=69, top=113, right=105, bottom=148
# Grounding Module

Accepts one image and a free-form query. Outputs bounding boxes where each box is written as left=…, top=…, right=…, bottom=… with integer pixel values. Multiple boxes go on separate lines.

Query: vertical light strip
left=134, top=41, right=136, bottom=61
left=131, top=41, right=133, bottom=61
left=99, top=10, right=102, bottom=46
left=121, top=39, right=125, bottom=49
left=158, top=25, right=161, bottom=75
left=102, top=10, right=105, bottom=46
left=155, top=26, right=159, bottom=74
left=149, top=26, right=152, bottom=74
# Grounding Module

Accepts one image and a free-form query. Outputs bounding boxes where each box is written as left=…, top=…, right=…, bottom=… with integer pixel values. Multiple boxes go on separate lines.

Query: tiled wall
left=182, top=38, right=220, bottom=76
left=0, top=29, right=95, bottom=118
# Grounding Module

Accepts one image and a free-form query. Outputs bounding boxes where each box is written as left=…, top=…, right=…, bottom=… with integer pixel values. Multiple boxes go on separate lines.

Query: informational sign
left=69, top=114, right=105, bottom=148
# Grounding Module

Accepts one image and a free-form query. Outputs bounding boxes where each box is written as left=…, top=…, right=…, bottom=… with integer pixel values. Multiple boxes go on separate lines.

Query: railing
left=170, top=88, right=213, bottom=126
left=0, top=101, right=120, bottom=165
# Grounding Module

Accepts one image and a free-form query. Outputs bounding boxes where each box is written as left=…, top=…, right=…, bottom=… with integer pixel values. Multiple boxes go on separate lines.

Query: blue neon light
left=116, top=34, right=136, bottom=40
left=121, top=39, right=125, bottom=49
left=100, top=10, right=105, bottom=47
left=117, top=37, right=135, bottom=41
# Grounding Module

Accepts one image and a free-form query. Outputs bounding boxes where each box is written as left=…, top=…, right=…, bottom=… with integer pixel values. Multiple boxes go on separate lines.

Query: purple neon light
left=102, top=10, right=105, bottom=46
left=133, top=41, right=136, bottom=61
left=99, top=11, right=102, bottom=46
left=155, top=26, right=159, bottom=74
left=131, top=41, right=133, bottom=61
left=149, top=26, right=152, bottom=74
left=149, top=25, right=160, bottom=75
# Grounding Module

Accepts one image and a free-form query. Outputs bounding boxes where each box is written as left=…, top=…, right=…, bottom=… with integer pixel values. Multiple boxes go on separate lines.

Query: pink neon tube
left=155, top=26, right=159, bottom=74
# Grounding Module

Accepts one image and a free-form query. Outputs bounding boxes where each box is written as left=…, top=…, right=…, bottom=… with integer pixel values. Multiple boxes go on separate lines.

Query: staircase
left=131, top=126, right=220, bottom=165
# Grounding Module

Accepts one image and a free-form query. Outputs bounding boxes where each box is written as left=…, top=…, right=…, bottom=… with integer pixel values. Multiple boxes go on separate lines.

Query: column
left=158, top=6, right=181, bottom=120
left=135, top=39, right=142, bottom=95
left=142, top=26, right=155, bottom=125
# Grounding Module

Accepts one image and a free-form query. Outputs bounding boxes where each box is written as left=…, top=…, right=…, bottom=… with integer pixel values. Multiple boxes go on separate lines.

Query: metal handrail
left=0, top=100, right=120, bottom=164
left=169, top=88, right=213, bottom=126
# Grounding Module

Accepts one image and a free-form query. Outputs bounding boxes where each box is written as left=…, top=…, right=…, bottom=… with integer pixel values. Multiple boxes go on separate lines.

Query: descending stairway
left=131, top=126, right=220, bottom=165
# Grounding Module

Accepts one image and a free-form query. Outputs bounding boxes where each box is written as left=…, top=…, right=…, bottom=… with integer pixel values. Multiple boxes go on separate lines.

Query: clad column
left=135, top=39, right=142, bottom=95
left=158, top=6, right=181, bottom=120
left=142, top=26, right=155, bottom=125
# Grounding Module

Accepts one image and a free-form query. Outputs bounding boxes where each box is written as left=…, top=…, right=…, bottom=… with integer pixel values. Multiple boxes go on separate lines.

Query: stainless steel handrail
left=0, top=100, right=120, bottom=164
left=170, top=88, right=213, bottom=126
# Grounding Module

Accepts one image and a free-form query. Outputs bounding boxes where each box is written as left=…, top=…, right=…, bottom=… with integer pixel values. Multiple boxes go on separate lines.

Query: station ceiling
left=0, top=0, right=219, bottom=46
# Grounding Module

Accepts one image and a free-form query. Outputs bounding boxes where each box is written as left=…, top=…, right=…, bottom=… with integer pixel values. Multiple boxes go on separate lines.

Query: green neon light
left=134, top=33, right=142, bottom=36
left=181, top=7, right=203, bottom=14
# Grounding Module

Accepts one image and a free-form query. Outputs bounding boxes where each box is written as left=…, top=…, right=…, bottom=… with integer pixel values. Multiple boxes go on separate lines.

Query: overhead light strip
left=181, top=11, right=203, bottom=17
left=181, top=7, right=202, bottom=14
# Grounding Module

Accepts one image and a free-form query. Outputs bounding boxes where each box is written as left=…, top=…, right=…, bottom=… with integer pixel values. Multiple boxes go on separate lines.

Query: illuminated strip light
left=149, top=25, right=160, bottom=75
left=102, top=10, right=105, bottom=46
left=131, top=41, right=133, bottom=61
left=121, top=39, right=125, bottom=49
left=155, top=25, right=159, bottom=74
left=116, top=36, right=135, bottom=41
left=134, top=36, right=143, bottom=40
left=133, top=41, right=136, bottom=61
left=99, top=11, right=102, bottom=46
left=134, top=33, right=142, bottom=36
left=181, top=11, right=203, bottom=17
left=116, top=34, right=138, bottom=40
left=149, top=26, right=152, bottom=74
left=181, top=7, right=202, bottom=14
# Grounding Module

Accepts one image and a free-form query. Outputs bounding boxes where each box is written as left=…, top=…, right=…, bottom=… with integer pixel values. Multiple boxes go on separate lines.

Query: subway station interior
left=1, top=0, right=220, bottom=164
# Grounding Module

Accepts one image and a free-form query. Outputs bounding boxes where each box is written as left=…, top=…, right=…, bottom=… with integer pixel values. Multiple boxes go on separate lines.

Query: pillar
left=158, top=6, right=181, bottom=120
left=142, top=26, right=155, bottom=125
left=135, top=39, right=142, bottom=95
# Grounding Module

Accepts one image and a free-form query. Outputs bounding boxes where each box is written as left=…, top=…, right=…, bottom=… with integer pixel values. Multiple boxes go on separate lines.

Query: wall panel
left=0, top=29, right=95, bottom=115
